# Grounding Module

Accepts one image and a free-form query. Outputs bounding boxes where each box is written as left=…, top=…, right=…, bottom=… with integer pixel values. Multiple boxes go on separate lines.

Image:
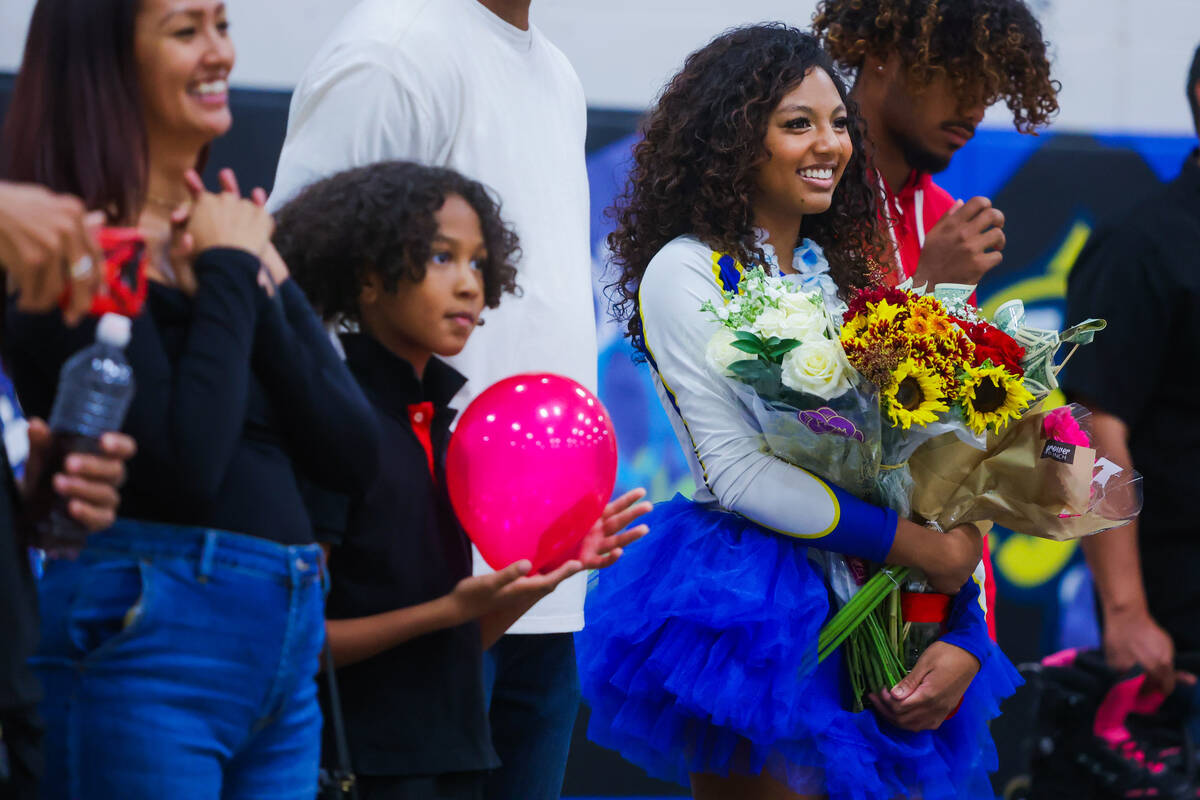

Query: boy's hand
left=576, top=487, right=652, bottom=569
left=23, top=418, right=137, bottom=531
left=447, top=559, right=532, bottom=623
left=492, top=558, right=586, bottom=607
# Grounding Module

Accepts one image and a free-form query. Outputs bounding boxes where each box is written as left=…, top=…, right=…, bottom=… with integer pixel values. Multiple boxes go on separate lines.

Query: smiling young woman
left=578, top=24, right=1019, bottom=800
left=0, top=2, right=382, bottom=798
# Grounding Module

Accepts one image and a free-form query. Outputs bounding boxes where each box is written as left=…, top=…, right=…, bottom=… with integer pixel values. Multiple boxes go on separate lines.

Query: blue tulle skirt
left=577, top=494, right=1022, bottom=799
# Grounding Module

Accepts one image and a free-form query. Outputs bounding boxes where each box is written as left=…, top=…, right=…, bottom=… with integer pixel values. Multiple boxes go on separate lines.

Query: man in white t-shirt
left=269, top=1, right=594, bottom=797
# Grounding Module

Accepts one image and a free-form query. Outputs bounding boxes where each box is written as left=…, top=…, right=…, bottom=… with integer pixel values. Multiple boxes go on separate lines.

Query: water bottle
left=26, top=313, right=135, bottom=556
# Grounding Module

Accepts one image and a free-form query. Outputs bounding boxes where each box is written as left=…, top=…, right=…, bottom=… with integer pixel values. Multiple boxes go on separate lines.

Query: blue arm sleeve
left=635, top=237, right=901, bottom=561
left=798, top=481, right=898, bottom=563
left=938, top=575, right=992, bottom=665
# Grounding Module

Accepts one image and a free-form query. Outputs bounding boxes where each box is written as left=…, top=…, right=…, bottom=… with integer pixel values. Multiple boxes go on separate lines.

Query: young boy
left=273, top=160, right=648, bottom=800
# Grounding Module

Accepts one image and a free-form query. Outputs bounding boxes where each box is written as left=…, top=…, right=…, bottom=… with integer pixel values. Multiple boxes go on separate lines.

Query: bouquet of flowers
left=838, top=284, right=1035, bottom=517
left=702, top=266, right=881, bottom=500
left=822, top=287, right=1142, bottom=704
left=822, top=283, right=1037, bottom=697
left=700, top=259, right=1142, bottom=710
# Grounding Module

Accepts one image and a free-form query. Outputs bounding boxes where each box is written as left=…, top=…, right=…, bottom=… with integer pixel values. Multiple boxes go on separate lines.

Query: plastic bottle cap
left=96, top=313, right=132, bottom=347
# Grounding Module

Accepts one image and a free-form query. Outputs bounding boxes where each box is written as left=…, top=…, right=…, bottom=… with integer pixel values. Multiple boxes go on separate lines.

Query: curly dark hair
left=609, top=24, right=888, bottom=357
left=273, top=161, right=520, bottom=323
left=813, top=0, right=1060, bottom=133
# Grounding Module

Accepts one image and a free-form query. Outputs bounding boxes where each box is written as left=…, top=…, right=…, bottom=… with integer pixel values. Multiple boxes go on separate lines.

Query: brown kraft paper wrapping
left=907, top=405, right=1124, bottom=541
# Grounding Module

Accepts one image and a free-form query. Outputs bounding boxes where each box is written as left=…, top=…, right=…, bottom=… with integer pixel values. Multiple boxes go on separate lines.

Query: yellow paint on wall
left=996, top=534, right=1080, bottom=589
left=980, top=221, right=1092, bottom=318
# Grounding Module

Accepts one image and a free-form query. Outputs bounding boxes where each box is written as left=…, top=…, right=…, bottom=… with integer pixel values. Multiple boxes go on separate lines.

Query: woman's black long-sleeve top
left=4, top=247, right=380, bottom=545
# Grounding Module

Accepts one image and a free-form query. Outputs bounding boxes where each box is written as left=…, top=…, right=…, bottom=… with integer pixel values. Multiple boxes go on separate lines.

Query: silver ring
left=70, top=255, right=95, bottom=280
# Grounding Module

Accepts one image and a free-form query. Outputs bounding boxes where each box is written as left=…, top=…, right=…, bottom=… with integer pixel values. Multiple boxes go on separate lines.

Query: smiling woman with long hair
left=576, top=25, right=1021, bottom=800
left=1, top=1, right=380, bottom=797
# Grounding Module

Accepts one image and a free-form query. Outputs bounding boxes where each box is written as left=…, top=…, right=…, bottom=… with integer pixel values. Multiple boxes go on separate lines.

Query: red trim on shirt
left=408, top=401, right=436, bottom=481
left=878, top=170, right=957, bottom=284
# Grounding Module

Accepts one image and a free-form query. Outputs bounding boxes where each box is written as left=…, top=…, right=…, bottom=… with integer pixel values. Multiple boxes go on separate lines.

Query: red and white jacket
left=877, top=169, right=999, bottom=641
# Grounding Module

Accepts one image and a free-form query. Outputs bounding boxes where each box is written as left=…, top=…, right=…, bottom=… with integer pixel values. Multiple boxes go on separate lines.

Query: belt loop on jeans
left=197, top=530, right=218, bottom=583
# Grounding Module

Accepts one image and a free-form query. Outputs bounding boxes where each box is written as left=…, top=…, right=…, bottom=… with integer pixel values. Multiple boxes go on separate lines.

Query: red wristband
left=901, top=591, right=952, bottom=624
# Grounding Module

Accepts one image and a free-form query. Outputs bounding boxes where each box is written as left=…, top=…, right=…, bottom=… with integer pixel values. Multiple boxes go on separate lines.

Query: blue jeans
left=33, top=519, right=326, bottom=800
left=481, top=633, right=581, bottom=800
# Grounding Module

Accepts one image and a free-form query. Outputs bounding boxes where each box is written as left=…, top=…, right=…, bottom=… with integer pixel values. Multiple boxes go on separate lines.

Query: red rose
left=962, top=321, right=1025, bottom=375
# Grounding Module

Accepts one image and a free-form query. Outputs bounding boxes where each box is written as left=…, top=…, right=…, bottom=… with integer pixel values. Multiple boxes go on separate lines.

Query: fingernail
left=53, top=473, right=69, bottom=492
left=65, top=455, right=81, bottom=472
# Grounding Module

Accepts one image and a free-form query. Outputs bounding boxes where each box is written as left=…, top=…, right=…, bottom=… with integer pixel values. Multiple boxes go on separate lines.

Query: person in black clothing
left=275, top=161, right=650, bottom=800
left=1064, top=44, right=1200, bottom=702
left=0, top=180, right=137, bottom=799
left=1, top=1, right=380, bottom=797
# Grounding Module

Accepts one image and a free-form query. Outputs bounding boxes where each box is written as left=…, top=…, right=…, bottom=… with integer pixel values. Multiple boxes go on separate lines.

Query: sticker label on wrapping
left=1041, top=440, right=1077, bottom=464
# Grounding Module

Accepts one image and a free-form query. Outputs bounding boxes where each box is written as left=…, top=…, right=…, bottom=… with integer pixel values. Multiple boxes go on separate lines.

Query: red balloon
left=448, top=374, right=619, bottom=574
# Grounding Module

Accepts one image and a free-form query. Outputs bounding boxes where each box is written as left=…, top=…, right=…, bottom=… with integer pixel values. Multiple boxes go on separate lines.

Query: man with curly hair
left=269, top=2, right=595, bottom=799
left=814, top=0, right=1060, bottom=639
left=814, top=0, right=1059, bottom=290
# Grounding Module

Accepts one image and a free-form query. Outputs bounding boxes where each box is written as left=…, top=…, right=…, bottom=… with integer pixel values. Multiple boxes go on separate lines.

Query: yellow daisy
left=960, top=363, right=1035, bottom=435
left=928, top=315, right=958, bottom=337
left=841, top=314, right=868, bottom=342
left=883, top=358, right=949, bottom=430
left=903, top=312, right=935, bottom=338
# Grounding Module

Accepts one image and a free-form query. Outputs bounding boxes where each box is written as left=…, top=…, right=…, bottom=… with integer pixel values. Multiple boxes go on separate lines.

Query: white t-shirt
left=270, top=0, right=594, bottom=633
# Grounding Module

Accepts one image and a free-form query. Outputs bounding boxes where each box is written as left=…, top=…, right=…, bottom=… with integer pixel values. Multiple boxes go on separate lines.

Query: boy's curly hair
left=608, top=24, right=888, bottom=358
left=273, top=161, right=520, bottom=323
left=813, top=0, right=1059, bottom=132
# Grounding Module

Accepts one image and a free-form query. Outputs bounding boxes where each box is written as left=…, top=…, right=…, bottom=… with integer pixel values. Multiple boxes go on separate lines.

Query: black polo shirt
left=315, top=333, right=498, bottom=777
left=1064, top=148, right=1200, bottom=651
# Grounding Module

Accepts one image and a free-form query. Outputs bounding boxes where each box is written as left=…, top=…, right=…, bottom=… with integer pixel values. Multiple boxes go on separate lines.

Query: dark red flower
left=962, top=321, right=1025, bottom=375
left=843, top=286, right=913, bottom=323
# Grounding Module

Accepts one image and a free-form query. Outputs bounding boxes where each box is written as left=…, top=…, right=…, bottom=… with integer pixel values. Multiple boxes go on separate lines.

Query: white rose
left=777, top=291, right=829, bottom=339
left=753, top=296, right=826, bottom=342
left=781, top=338, right=853, bottom=399
left=706, top=328, right=747, bottom=376
left=750, top=306, right=788, bottom=339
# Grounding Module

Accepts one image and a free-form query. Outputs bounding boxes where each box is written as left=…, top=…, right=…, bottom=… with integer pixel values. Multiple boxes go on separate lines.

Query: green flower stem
left=818, top=567, right=910, bottom=661
left=887, top=588, right=898, bottom=661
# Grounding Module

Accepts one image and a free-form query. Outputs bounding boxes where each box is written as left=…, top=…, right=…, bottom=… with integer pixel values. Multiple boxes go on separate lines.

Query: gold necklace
left=144, top=191, right=188, bottom=212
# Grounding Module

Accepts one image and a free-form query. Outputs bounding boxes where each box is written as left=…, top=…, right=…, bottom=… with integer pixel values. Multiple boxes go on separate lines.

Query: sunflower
left=883, top=358, right=949, bottom=429
left=959, top=363, right=1035, bottom=434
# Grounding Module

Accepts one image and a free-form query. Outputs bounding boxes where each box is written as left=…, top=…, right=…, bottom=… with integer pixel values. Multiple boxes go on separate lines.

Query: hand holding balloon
left=475, top=488, right=652, bottom=647
left=448, top=374, right=624, bottom=573
left=574, top=487, right=651, bottom=569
